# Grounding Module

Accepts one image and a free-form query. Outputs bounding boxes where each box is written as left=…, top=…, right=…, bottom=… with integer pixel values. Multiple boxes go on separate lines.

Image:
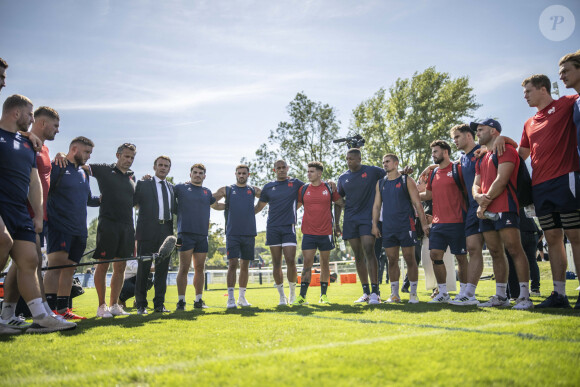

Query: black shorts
left=93, top=218, right=135, bottom=260
left=0, top=203, right=36, bottom=243
left=227, top=236, right=255, bottom=260
left=47, top=228, right=87, bottom=264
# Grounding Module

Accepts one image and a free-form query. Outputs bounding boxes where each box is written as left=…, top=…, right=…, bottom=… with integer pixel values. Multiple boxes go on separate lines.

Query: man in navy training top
left=559, top=50, right=580, bottom=309
left=419, top=140, right=468, bottom=303
left=89, top=143, right=137, bottom=318
left=293, top=161, right=344, bottom=305
left=372, top=154, right=429, bottom=304
left=335, top=148, right=386, bottom=305
left=255, top=160, right=302, bottom=305
left=43, top=136, right=100, bottom=319
left=175, top=163, right=221, bottom=310
left=473, top=120, right=533, bottom=310
left=214, top=164, right=261, bottom=309
left=0, top=94, right=74, bottom=334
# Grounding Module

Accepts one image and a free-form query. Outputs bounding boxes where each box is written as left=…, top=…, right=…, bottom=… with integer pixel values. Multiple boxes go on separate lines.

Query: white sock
left=289, top=282, right=296, bottom=296
left=239, top=287, right=246, bottom=299
left=276, top=283, right=285, bottom=297
left=27, top=298, right=47, bottom=319
left=554, top=280, right=566, bottom=295
left=438, top=283, right=447, bottom=294
left=466, top=283, right=477, bottom=298
left=496, top=283, right=507, bottom=298
left=178, top=295, right=185, bottom=302
left=43, top=301, right=54, bottom=315
left=195, top=294, right=202, bottom=302
left=459, top=282, right=466, bottom=296
left=391, top=281, right=399, bottom=297
left=410, top=281, right=418, bottom=296
left=519, top=282, right=530, bottom=299
left=228, top=287, right=235, bottom=300
left=1, top=302, right=16, bottom=320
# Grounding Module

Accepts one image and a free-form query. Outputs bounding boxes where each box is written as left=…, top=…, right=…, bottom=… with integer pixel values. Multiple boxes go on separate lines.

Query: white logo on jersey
left=548, top=107, right=556, bottom=114
left=345, top=179, right=349, bottom=183
left=506, top=219, right=512, bottom=225
left=322, top=190, right=328, bottom=196
left=187, top=187, right=192, bottom=191
left=447, top=171, right=453, bottom=177
left=232, top=191, right=237, bottom=194
left=0, top=137, right=5, bottom=143
left=111, top=171, right=116, bottom=174
left=306, top=191, right=311, bottom=195
left=65, top=170, right=71, bottom=175
left=272, top=187, right=276, bottom=191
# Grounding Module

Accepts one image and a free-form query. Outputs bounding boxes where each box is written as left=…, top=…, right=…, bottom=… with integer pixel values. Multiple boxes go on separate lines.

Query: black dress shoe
left=154, top=305, right=171, bottom=313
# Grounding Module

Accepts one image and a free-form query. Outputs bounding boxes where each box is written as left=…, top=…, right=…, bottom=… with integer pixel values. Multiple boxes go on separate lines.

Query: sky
left=1, top=0, right=579, bottom=231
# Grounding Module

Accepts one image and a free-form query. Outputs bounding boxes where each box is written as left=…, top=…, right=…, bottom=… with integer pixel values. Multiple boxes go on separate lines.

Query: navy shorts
left=0, top=204, right=36, bottom=243
left=94, top=217, right=135, bottom=260
left=429, top=223, right=467, bottom=255
left=479, top=212, right=520, bottom=233
left=47, top=227, right=87, bottom=264
left=179, top=232, right=209, bottom=253
left=227, top=235, right=255, bottom=260
left=533, top=172, right=580, bottom=217
left=342, top=217, right=373, bottom=240
left=382, top=230, right=417, bottom=248
left=266, top=224, right=296, bottom=246
left=302, top=234, right=334, bottom=251
left=464, top=206, right=480, bottom=237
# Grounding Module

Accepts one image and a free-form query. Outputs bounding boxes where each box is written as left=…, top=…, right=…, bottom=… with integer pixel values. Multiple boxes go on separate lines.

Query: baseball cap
left=470, top=119, right=502, bottom=133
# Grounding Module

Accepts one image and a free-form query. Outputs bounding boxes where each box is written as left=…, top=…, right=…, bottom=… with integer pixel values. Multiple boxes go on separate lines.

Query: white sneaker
left=368, top=293, right=381, bottom=305
left=278, top=296, right=288, bottom=306
left=452, top=293, right=465, bottom=302
left=288, top=294, right=296, bottom=305
left=408, top=294, right=420, bottom=304
left=109, top=303, right=130, bottom=316
left=478, top=295, right=510, bottom=308
left=237, top=297, right=252, bottom=307
left=0, top=316, right=31, bottom=330
left=512, top=297, right=534, bottom=310
left=97, top=304, right=113, bottom=318
left=428, top=293, right=450, bottom=303
left=530, top=290, right=541, bottom=297
left=0, top=325, right=22, bottom=335
left=226, top=298, right=237, bottom=309
left=449, top=295, right=480, bottom=306
left=354, top=294, right=370, bottom=303
left=386, top=294, right=402, bottom=303
left=27, top=314, right=76, bottom=333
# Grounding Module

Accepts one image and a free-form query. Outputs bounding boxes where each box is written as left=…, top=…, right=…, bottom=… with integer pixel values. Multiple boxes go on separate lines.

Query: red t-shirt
left=27, top=144, right=51, bottom=221
left=475, top=146, right=519, bottom=213
left=520, top=94, right=579, bottom=186
left=426, top=163, right=466, bottom=224
left=298, top=183, right=341, bottom=235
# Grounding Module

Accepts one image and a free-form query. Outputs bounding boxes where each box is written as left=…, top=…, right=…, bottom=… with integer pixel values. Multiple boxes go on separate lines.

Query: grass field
left=1, top=261, right=579, bottom=386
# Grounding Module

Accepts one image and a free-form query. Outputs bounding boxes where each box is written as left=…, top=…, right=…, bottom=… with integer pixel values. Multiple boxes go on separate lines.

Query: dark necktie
left=160, top=180, right=170, bottom=221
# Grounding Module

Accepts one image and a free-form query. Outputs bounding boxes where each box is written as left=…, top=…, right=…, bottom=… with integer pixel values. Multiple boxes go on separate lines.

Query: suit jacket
left=134, top=178, right=175, bottom=241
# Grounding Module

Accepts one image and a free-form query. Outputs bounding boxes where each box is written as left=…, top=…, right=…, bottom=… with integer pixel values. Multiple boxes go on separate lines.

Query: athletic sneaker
left=369, top=293, right=381, bottom=305
left=452, top=293, right=465, bottom=302
left=109, top=303, right=130, bottom=316
left=385, top=294, right=401, bottom=303
left=237, top=297, right=252, bottom=307
left=512, top=298, right=534, bottom=310
left=449, top=295, right=480, bottom=306
left=27, top=314, right=76, bottom=334
left=530, top=289, right=541, bottom=297
left=288, top=294, right=296, bottom=305
left=354, top=294, right=370, bottom=303
left=319, top=294, right=331, bottom=304
left=97, top=304, right=113, bottom=318
left=57, top=308, right=87, bottom=320
left=428, top=293, right=450, bottom=303
left=175, top=300, right=186, bottom=311
left=291, top=295, right=308, bottom=306
left=535, top=292, right=571, bottom=309
left=278, top=296, right=288, bottom=306
left=478, top=295, right=510, bottom=308
left=408, top=294, right=419, bottom=304
left=0, top=316, right=31, bottom=330
left=193, top=299, right=209, bottom=309
left=0, top=325, right=22, bottom=335
left=226, top=298, right=237, bottom=309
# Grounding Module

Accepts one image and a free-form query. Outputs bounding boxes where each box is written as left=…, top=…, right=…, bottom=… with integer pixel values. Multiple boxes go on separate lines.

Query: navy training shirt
left=0, top=128, right=37, bottom=208
left=90, top=163, right=136, bottom=225
left=259, top=178, right=304, bottom=227
left=225, top=185, right=257, bottom=237
left=337, top=165, right=385, bottom=222
left=380, top=176, right=415, bottom=234
left=47, top=163, right=100, bottom=237
left=174, top=183, right=216, bottom=236
left=460, top=144, right=480, bottom=209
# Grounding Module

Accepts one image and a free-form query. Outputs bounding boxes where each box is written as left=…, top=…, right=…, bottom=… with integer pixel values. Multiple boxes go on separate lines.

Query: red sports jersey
left=27, top=145, right=51, bottom=221
left=298, top=183, right=341, bottom=235
left=520, top=94, right=579, bottom=186
left=426, top=163, right=465, bottom=224
left=475, top=146, right=520, bottom=213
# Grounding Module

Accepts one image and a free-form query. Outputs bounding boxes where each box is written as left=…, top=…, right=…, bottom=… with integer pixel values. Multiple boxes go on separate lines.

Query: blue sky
left=1, top=0, right=578, bottom=231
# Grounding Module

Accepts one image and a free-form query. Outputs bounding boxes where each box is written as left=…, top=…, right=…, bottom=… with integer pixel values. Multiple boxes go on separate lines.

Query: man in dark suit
left=133, top=155, right=174, bottom=314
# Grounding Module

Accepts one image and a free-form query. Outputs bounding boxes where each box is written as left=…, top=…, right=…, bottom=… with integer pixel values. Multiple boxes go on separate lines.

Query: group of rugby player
left=0, top=50, right=579, bottom=334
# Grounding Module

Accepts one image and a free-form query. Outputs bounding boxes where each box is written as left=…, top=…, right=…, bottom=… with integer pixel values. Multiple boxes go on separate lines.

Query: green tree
left=349, top=67, right=480, bottom=173
left=243, top=92, right=343, bottom=186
